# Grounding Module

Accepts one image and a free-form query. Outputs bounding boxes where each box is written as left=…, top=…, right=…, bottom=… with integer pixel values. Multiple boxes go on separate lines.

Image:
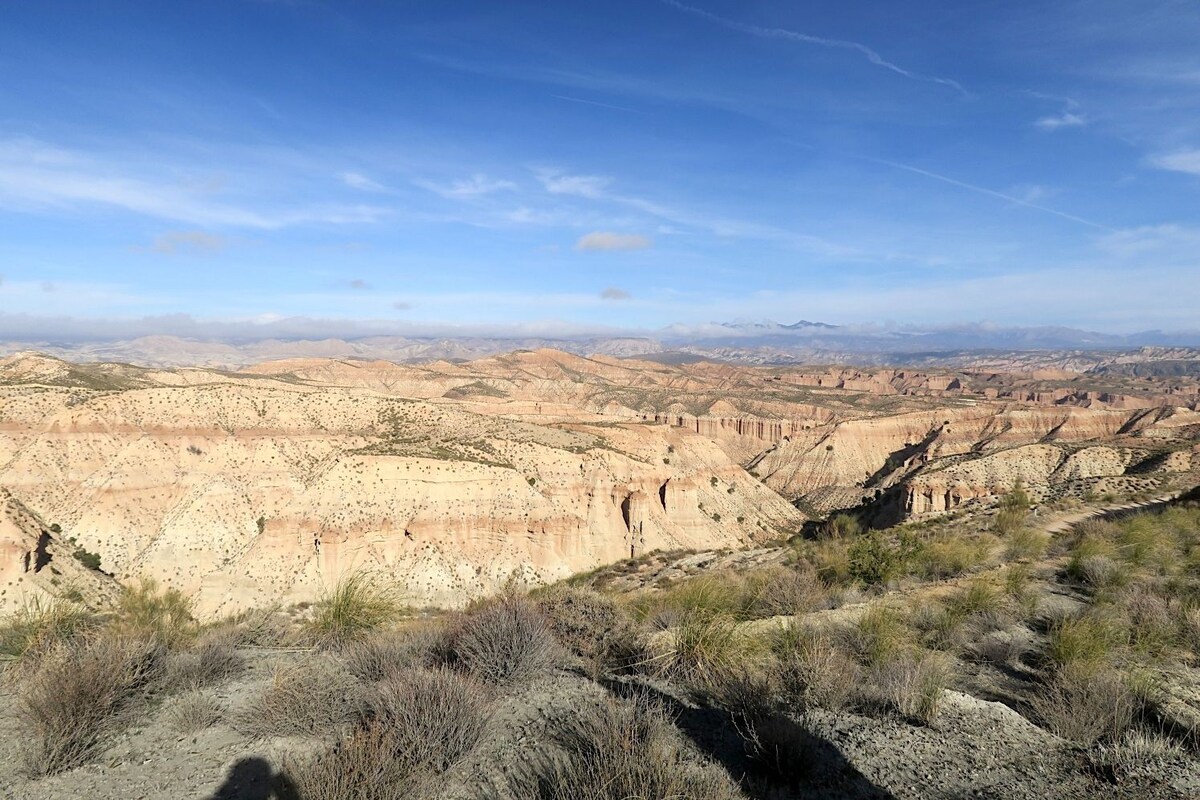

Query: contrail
left=550, top=94, right=644, bottom=114
left=873, top=158, right=1111, bottom=230
left=660, top=0, right=968, bottom=97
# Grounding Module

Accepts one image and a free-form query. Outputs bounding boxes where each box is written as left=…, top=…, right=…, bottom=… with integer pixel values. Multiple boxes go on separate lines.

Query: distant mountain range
left=2, top=319, right=1199, bottom=369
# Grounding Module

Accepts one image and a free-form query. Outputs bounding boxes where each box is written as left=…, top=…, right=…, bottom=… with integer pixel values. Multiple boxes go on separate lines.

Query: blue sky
left=1, top=0, right=1198, bottom=338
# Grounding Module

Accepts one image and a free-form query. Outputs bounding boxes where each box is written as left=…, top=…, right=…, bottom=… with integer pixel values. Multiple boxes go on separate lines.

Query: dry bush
left=285, top=721, right=436, bottom=800
left=776, top=627, right=860, bottom=711
left=237, top=657, right=363, bottom=739
left=971, top=630, right=1028, bottom=666
left=19, top=635, right=165, bottom=776
left=710, top=667, right=809, bottom=785
left=168, top=691, right=223, bottom=733
left=1031, top=665, right=1136, bottom=744
left=284, top=667, right=490, bottom=800
left=509, top=694, right=744, bottom=800
left=308, top=573, right=402, bottom=649
left=868, top=650, right=952, bottom=725
left=340, top=623, right=450, bottom=682
left=367, top=667, right=491, bottom=771
left=537, top=587, right=647, bottom=675
left=743, top=565, right=829, bottom=617
left=1123, top=584, right=1177, bottom=658
left=113, top=579, right=197, bottom=647
left=165, top=629, right=245, bottom=692
left=448, top=594, right=561, bottom=686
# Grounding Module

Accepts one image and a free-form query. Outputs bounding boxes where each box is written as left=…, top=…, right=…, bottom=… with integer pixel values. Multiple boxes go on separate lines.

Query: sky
left=1, top=0, right=1199, bottom=339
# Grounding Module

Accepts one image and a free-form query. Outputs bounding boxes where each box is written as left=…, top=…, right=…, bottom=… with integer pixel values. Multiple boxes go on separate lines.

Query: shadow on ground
left=602, top=677, right=898, bottom=800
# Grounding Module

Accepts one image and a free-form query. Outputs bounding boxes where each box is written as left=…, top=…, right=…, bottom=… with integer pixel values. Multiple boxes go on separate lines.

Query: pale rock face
left=0, top=381, right=802, bottom=616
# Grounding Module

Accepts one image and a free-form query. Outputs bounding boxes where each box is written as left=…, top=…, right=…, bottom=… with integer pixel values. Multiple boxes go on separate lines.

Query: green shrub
left=849, top=604, right=910, bottom=666
left=309, top=573, right=402, bottom=649
left=114, top=579, right=197, bottom=648
left=0, top=599, right=94, bottom=663
left=1045, top=611, right=1128, bottom=671
left=71, top=545, right=102, bottom=571
left=848, top=532, right=906, bottom=586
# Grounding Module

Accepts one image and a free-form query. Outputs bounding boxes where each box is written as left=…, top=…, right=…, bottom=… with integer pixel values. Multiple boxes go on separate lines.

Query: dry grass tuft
left=18, top=635, right=165, bottom=776
left=1031, top=665, right=1136, bottom=744
left=662, top=608, right=756, bottom=688
left=0, top=599, right=94, bottom=668
left=868, top=650, right=952, bottom=725
left=165, top=629, right=245, bottom=692
left=237, top=657, right=363, bottom=739
left=167, top=691, right=223, bottom=733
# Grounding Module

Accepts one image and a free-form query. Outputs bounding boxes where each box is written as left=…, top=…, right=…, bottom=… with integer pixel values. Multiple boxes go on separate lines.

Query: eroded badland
left=2, top=347, right=1197, bottom=615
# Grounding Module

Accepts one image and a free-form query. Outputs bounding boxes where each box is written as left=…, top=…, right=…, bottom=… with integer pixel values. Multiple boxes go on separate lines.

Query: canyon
left=1, top=348, right=1197, bottom=616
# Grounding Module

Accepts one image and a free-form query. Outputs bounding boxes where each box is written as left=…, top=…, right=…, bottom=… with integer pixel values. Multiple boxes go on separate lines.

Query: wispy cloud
left=660, top=0, right=967, bottom=96
left=415, top=173, right=517, bottom=199
left=538, top=171, right=612, bottom=199
left=0, top=138, right=390, bottom=229
left=1147, top=149, right=1200, bottom=177
left=1098, top=224, right=1200, bottom=258
left=537, top=168, right=863, bottom=257
left=872, top=158, right=1111, bottom=230
left=551, top=94, right=643, bottom=113
left=341, top=171, right=386, bottom=191
left=600, top=287, right=633, bottom=300
left=1034, top=112, right=1087, bottom=131
left=150, top=230, right=226, bottom=254
left=577, top=232, right=652, bottom=251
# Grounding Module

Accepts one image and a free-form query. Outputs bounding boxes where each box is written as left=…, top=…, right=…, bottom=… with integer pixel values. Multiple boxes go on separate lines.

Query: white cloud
left=601, top=287, right=632, bottom=300
left=1148, top=149, right=1200, bottom=177
left=1034, top=112, right=1086, bottom=130
left=576, top=232, right=652, bottom=251
left=537, top=170, right=612, bottom=198
left=341, top=171, right=385, bottom=191
left=416, top=173, right=517, bottom=199
left=150, top=230, right=226, bottom=254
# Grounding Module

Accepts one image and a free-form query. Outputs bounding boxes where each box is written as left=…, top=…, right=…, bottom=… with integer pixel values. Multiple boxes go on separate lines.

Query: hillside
left=0, top=349, right=1197, bottom=617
